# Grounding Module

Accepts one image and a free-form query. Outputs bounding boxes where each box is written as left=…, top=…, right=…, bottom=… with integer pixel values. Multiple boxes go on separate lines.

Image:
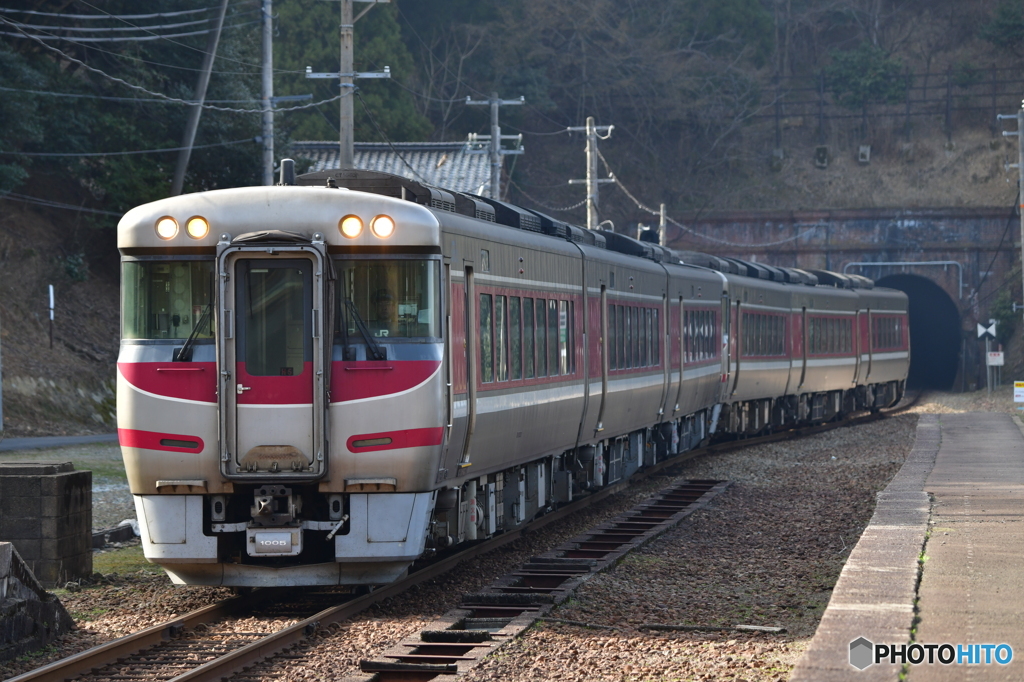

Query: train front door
left=218, top=242, right=329, bottom=480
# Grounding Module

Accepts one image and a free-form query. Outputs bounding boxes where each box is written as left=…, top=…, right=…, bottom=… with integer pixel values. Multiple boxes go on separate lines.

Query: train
left=116, top=166, right=909, bottom=587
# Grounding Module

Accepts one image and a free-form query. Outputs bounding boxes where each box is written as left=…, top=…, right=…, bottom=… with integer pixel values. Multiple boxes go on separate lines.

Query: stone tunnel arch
left=875, top=274, right=961, bottom=390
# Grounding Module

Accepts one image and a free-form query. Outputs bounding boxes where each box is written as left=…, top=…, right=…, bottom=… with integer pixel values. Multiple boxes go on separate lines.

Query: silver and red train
left=116, top=168, right=909, bottom=587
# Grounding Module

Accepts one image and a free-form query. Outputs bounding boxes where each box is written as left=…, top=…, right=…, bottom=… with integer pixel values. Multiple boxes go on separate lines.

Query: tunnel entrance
left=875, top=274, right=960, bottom=390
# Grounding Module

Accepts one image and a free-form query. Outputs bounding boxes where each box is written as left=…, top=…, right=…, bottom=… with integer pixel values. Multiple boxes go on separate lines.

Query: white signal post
left=48, top=284, right=54, bottom=350
left=568, top=117, right=615, bottom=230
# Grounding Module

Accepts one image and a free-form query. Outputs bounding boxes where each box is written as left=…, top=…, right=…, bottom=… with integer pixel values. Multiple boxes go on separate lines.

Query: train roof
left=120, top=166, right=881, bottom=294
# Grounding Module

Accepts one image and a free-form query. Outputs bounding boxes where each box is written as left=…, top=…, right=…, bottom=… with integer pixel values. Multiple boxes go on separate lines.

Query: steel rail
left=13, top=394, right=915, bottom=682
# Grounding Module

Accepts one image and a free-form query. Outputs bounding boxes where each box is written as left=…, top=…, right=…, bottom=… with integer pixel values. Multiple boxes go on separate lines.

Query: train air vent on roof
left=524, top=208, right=572, bottom=239
left=453, top=193, right=496, bottom=222
left=675, top=251, right=722, bottom=271
left=787, top=268, right=819, bottom=286
left=295, top=169, right=458, bottom=213
left=597, top=230, right=657, bottom=260
left=426, top=187, right=457, bottom=213
left=846, top=274, right=875, bottom=289
left=566, top=226, right=607, bottom=248
left=806, top=269, right=853, bottom=288
left=471, top=195, right=542, bottom=232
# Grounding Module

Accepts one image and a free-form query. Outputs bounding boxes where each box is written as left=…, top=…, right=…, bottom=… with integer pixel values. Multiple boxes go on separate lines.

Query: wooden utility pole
left=568, top=117, right=614, bottom=230
left=306, top=0, right=391, bottom=169
left=465, top=93, right=525, bottom=198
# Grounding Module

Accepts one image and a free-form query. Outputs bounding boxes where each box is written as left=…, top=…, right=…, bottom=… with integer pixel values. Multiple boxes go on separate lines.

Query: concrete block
left=0, top=475, right=41, bottom=499
left=8, top=540, right=40, bottom=562
left=0, top=516, right=41, bottom=541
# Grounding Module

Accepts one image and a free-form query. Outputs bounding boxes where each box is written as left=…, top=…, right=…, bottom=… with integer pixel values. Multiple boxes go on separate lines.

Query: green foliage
left=0, top=44, right=45, bottom=192
left=991, top=291, right=1017, bottom=347
left=981, top=1, right=1024, bottom=54
left=825, top=43, right=907, bottom=110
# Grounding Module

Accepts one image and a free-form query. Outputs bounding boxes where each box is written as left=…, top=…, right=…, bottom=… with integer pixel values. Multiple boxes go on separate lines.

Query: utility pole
left=171, top=0, right=229, bottom=196
left=568, top=117, right=614, bottom=230
left=659, top=203, right=667, bottom=246
left=465, top=93, right=524, bottom=198
left=261, top=0, right=273, bottom=185
left=999, top=103, right=1024, bottom=323
left=305, top=0, right=391, bottom=170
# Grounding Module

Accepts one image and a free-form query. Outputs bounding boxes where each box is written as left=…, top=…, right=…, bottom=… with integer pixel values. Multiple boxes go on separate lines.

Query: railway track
left=12, top=400, right=914, bottom=682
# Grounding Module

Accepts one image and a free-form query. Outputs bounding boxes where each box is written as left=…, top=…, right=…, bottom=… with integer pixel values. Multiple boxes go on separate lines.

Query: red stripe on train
left=331, top=360, right=440, bottom=402
left=118, top=362, right=217, bottom=403
left=346, top=427, right=444, bottom=453
left=118, top=428, right=205, bottom=453
left=119, top=360, right=438, bottom=404
left=236, top=362, right=313, bottom=404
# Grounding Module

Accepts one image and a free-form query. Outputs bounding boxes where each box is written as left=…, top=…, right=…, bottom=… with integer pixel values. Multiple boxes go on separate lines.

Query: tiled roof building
left=288, top=141, right=493, bottom=196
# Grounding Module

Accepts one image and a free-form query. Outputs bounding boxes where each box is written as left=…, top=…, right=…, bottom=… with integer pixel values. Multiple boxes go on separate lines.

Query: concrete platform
left=791, top=412, right=1024, bottom=681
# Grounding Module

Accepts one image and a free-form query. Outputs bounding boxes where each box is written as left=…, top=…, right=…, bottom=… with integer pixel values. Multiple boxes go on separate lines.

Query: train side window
left=652, top=308, right=659, bottom=365
left=558, top=300, right=569, bottom=375
left=569, top=301, right=575, bottom=373
left=608, top=302, right=618, bottom=370
left=547, top=300, right=559, bottom=376
left=479, top=249, right=490, bottom=273
left=495, top=295, right=508, bottom=382
left=479, top=294, right=494, bottom=383
left=510, top=297, right=522, bottom=380
left=535, top=298, right=547, bottom=377
left=630, top=305, right=638, bottom=366
left=639, top=308, right=648, bottom=366
left=523, top=298, right=535, bottom=379
left=617, top=305, right=626, bottom=370
left=624, top=307, right=633, bottom=369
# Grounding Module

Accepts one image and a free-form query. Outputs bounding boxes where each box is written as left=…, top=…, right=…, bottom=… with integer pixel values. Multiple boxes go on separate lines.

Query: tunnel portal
left=875, top=274, right=961, bottom=390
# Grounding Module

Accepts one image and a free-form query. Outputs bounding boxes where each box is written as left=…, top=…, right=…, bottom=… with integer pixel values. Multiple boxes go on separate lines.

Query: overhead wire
left=0, top=137, right=254, bottom=157
left=354, top=89, right=430, bottom=185
left=0, top=6, right=217, bottom=20
left=0, top=191, right=123, bottom=216
left=0, top=84, right=262, bottom=104
left=0, top=17, right=346, bottom=114
left=507, top=178, right=587, bottom=213
left=594, top=146, right=819, bottom=248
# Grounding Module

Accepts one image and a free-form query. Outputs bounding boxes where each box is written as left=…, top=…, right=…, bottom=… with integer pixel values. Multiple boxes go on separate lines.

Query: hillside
left=0, top=196, right=118, bottom=436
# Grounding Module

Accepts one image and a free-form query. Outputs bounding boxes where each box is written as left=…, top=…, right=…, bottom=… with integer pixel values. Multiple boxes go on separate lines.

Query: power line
left=0, top=138, right=254, bottom=158
left=507, top=178, right=587, bottom=212
left=0, top=192, right=122, bottom=216
left=8, top=16, right=215, bottom=33
left=0, top=18, right=259, bottom=43
left=595, top=146, right=820, bottom=248
left=0, top=17, right=347, bottom=114
left=73, top=0, right=275, bottom=72
left=0, top=6, right=217, bottom=21
left=0, top=84, right=259, bottom=104
left=355, top=89, right=430, bottom=185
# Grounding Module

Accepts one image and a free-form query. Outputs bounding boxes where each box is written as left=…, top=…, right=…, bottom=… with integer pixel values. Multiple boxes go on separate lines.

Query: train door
left=217, top=242, right=329, bottom=480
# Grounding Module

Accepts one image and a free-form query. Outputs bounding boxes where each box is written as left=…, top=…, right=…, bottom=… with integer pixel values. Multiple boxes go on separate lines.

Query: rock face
left=0, top=542, right=74, bottom=661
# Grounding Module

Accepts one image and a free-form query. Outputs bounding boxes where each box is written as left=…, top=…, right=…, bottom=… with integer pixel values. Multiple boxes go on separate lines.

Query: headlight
left=371, top=214, right=395, bottom=238
left=155, top=217, right=178, bottom=240
left=186, top=216, right=210, bottom=239
left=339, top=215, right=363, bottom=239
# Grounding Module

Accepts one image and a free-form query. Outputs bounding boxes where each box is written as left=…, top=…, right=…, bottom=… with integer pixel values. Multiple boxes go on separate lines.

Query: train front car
left=117, top=184, right=445, bottom=586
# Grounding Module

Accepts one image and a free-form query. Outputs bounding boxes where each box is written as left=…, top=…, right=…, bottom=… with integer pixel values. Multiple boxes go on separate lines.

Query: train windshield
left=335, top=259, right=440, bottom=340
left=122, top=260, right=215, bottom=340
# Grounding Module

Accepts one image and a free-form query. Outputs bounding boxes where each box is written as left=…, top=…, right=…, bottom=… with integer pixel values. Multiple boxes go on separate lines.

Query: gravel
left=6, top=388, right=1007, bottom=680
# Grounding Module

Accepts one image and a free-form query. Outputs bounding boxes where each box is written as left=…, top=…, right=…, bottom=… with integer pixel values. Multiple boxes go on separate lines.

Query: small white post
left=49, top=284, right=54, bottom=349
